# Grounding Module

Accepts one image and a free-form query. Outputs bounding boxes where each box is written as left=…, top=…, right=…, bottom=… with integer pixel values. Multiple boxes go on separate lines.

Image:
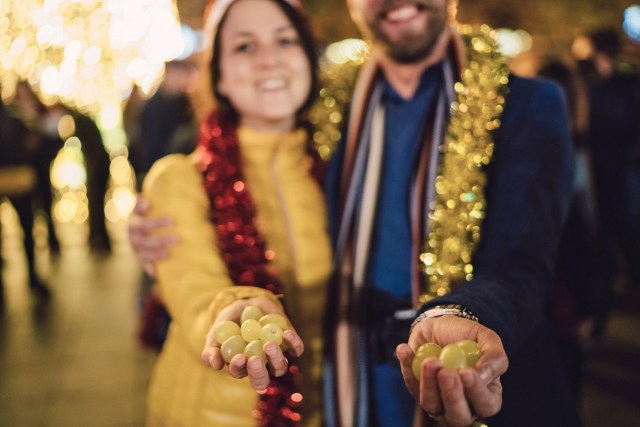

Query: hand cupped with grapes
left=201, top=297, right=304, bottom=391
left=396, top=315, right=508, bottom=426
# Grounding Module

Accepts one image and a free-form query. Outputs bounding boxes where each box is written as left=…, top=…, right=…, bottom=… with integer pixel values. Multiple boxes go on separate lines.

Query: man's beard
left=376, top=26, right=445, bottom=63
left=367, top=1, right=447, bottom=64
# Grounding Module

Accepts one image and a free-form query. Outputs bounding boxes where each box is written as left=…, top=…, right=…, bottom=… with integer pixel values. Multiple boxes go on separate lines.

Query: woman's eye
left=279, top=37, right=299, bottom=47
left=235, top=43, right=254, bottom=53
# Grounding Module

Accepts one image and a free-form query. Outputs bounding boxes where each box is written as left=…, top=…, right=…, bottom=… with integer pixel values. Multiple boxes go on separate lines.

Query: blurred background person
left=122, top=85, right=145, bottom=183
left=585, top=27, right=640, bottom=334
left=537, top=56, right=602, bottom=400
left=10, top=81, right=63, bottom=256
left=45, top=103, right=113, bottom=254
left=1, top=89, right=51, bottom=302
left=129, top=59, right=199, bottom=189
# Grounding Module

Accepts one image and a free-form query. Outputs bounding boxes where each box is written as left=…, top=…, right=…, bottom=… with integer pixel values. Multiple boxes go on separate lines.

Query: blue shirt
left=369, top=63, right=441, bottom=301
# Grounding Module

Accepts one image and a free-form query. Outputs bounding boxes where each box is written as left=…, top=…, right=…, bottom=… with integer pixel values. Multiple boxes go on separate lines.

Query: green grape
left=259, top=313, right=287, bottom=330
left=260, top=323, right=283, bottom=345
left=213, top=320, right=241, bottom=345
left=456, top=339, right=482, bottom=367
left=220, top=335, right=247, bottom=363
left=415, top=342, right=442, bottom=358
left=241, top=305, right=264, bottom=324
left=244, top=339, right=267, bottom=362
left=411, top=342, right=442, bottom=379
left=439, top=344, right=467, bottom=369
left=240, top=319, right=263, bottom=342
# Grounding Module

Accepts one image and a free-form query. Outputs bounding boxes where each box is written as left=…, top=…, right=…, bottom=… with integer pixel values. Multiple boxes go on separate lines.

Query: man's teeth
left=386, top=5, right=419, bottom=21
left=260, top=79, right=285, bottom=90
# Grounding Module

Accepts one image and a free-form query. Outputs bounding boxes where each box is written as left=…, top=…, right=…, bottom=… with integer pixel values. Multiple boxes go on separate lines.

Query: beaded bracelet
left=410, top=304, right=479, bottom=333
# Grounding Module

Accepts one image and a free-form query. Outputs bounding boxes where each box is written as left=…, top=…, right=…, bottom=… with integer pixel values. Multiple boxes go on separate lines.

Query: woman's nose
left=254, top=44, right=281, bottom=68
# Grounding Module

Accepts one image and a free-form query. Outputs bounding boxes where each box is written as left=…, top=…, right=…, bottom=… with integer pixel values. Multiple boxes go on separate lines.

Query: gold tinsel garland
left=308, top=42, right=369, bottom=161
left=310, top=25, right=509, bottom=305
left=419, top=25, right=509, bottom=304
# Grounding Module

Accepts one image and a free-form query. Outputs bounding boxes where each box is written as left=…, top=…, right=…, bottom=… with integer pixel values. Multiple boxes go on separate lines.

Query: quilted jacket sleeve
left=143, top=153, right=278, bottom=358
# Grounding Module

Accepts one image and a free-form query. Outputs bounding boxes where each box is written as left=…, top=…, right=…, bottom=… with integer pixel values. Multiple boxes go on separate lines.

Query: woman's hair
left=209, top=0, right=318, bottom=126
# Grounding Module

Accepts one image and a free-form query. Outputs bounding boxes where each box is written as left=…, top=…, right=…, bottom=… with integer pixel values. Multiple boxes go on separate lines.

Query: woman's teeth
left=259, top=78, right=285, bottom=90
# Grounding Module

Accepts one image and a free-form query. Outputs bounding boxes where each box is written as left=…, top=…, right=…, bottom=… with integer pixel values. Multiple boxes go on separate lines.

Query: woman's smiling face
left=216, top=0, right=312, bottom=133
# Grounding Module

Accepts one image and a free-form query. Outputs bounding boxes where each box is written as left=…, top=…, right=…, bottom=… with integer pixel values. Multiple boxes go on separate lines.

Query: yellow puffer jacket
left=143, top=127, right=332, bottom=427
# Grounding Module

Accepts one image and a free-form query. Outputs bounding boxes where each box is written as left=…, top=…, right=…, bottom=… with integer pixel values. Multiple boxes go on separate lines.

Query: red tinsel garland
left=196, top=110, right=310, bottom=426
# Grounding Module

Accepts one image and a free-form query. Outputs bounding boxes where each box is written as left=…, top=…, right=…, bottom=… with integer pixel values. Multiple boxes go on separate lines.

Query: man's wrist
left=410, top=304, right=479, bottom=333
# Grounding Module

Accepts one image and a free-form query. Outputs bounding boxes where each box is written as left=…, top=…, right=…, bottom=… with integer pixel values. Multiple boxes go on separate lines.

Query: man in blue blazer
left=322, top=0, right=580, bottom=426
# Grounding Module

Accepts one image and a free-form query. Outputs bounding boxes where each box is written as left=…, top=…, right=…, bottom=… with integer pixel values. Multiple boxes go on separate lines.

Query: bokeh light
left=623, top=5, right=640, bottom=43
left=0, top=0, right=184, bottom=117
left=495, top=28, right=533, bottom=58
left=571, top=35, right=593, bottom=60
left=105, top=156, right=137, bottom=222
left=324, top=38, right=369, bottom=65
left=0, top=0, right=187, bottom=224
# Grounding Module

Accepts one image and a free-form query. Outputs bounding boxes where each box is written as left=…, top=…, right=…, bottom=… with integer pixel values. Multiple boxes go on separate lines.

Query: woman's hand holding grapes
left=201, top=297, right=304, bottom=391
left=395, top=315, right=508, bottom=426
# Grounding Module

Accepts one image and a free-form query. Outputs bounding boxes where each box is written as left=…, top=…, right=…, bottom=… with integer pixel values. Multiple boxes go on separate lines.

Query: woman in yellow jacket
left=142, top=0, right=331, bottom=425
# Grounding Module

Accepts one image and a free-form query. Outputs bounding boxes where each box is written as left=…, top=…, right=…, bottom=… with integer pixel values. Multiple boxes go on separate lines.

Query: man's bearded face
left=349, top=0, right=449, bottom=63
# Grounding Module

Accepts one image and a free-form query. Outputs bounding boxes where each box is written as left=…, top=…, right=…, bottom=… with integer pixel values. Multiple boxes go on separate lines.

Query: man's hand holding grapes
left=396, top=315, right=508, bottom=426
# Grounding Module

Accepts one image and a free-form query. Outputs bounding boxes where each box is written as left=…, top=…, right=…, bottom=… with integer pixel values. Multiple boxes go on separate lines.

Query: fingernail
left=479, top=367, right=492, bottom=383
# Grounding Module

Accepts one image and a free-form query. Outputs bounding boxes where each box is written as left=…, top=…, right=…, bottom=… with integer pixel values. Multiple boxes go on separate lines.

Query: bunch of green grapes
left=213, top=306, right=288, bottom=363
left=412, top=339, right=482, bottom=379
